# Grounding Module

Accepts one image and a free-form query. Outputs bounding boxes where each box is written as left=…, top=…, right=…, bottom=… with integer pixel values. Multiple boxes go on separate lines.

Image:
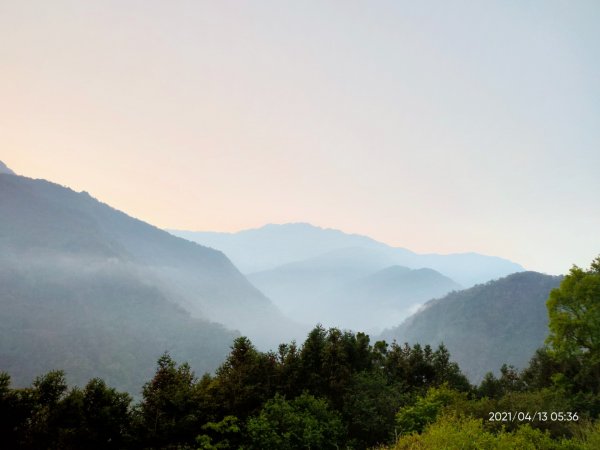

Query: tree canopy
left=546, top=256, right=600, bottom=393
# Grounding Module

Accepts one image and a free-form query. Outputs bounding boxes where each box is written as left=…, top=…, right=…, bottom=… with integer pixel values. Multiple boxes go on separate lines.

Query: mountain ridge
left=379, top=271, right=563, bottom=382
left=0, top=172, right=305, bottom=392
left=170, top=224, right=524, bottom=287
left=0, top=160, right=15, bottom=175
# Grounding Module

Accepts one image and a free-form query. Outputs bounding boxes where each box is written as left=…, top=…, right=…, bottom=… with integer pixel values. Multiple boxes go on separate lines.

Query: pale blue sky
left=1, top=1, right=599, bottom=274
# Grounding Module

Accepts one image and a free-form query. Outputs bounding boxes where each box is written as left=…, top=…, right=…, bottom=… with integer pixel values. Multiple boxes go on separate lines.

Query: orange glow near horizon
left=2, top=1, right=600, bottom=274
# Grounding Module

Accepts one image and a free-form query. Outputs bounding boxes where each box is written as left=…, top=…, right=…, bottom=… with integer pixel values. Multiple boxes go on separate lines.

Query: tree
left=26, top=371, right=69, bottom=446
left=137, top=353, right=199, bottom=446
left=0, top=372, right=27, bottom=448
left=77, top=378, right=132, bottom=448
left=341, top=371, right=405, bottom=448
left=195, top=415, right=240, bottom=449
left=546, top=256, right=600, bottom=392
left=246, top=393, right=344, bottom=450
left=395, top=385, right=468, bottom=435
left=213, top=336, right=276, bottom=418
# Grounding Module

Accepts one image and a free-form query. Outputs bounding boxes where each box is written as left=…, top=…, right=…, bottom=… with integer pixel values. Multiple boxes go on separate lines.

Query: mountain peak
left=0, top=161, right=15, bottom=175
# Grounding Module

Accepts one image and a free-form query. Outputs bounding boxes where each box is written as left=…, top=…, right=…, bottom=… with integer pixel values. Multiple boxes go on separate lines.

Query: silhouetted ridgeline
left=171, top=223, right=524, bottom=287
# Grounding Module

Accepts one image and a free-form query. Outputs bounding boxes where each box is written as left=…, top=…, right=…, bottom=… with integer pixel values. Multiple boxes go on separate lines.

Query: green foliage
left=547, top=257, right=600, bottom=357
left=246, top=393, right=344, bottom=450
left=33, top=370, right=69, bottom=406
left=494, top=389, right=576, bottom=437
left=298, top=327, right=374, bottom=405
left=478, top=364, right=526, bottom=399
left=547, top=256, right=600, bottom=394
left=386, top=415, right=600, bottom=450
left=76, top=378, right=132, bottom=448
left=392, top=414, right=577, bottom=450
left=137, top=352, right=199, bottom=447
left=342, top=371, right=407, bottom=448
left=0, top=370, right=132, bottom=449
left=0, top=327, right=476, bottom=449
left=212, top=336, right=277, bottom=418
left=4, top=314, right=600, bottom=449
left=396, top=385, right=469, bottom=435
left=574, top=421, right=600, bottom=450
left=521, top=347, right=564, bottom=390
left=381, top=272, right=562, bottom=382
left=195, top=415, right=240, bottom=449
left=383, top=341, right=471, bottom=393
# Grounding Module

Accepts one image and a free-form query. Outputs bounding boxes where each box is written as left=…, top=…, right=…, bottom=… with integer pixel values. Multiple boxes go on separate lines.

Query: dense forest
left=2, top=257, right=599, bottom=449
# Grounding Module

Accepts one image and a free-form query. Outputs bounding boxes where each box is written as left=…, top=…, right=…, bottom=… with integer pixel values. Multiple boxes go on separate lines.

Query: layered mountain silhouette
left=173, top=225, right=523, bottom=332
left=171, top=223, right=524, bottom=287
left=379, top=272, right=562, bottom=382
left=247, top=248, right=461, bottom=331
left=0, top=164, right=302, bottom=392
left=317, top=266, right=462, bottom=332
left=2, top=160, right=541, bottom=394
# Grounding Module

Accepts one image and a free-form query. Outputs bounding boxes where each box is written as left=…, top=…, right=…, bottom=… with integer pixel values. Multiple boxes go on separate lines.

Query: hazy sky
left=1, top=1, right=599, bottom=274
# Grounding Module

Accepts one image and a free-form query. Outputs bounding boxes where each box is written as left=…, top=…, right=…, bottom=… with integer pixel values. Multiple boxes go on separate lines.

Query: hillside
left=0, top=168, right=302, bottom=391
left=379, top=272, right=562, bottom=382
left=0, top=258, right=238, bottom=393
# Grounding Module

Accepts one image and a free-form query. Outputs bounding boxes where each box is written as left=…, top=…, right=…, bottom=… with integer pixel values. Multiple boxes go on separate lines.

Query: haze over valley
left=0, top=157, right=538, bottom=386
left=1, top=162, right=557, bottom=393
left=172, top=225, right=522, bottom=332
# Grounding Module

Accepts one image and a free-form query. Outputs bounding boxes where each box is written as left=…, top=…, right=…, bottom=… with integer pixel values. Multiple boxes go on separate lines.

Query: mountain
left=247, top=246, right=461, bottom=331
left=379, top=272, right=563, bottom=382
left=247, top=246, right=401, bottom=314
left=170, top=223, right=390, bottom=274
left=318, top=266, right=462, bottom=333
left=0, top=161, right=15, bottom=175
left=0, top=170, right=302, bottom=392
left=0, top=258, right=238, bottom=394
left=170, top=223, right=524, bottom=287
left=173, top=224, right=523, bottom=334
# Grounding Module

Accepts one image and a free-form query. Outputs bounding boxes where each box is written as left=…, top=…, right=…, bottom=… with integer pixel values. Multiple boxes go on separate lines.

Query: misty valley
left=1, top=164, right=599, bottom=449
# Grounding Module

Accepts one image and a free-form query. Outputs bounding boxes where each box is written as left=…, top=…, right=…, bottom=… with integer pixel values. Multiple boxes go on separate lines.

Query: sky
left=1, top=1, right=599, bottom=275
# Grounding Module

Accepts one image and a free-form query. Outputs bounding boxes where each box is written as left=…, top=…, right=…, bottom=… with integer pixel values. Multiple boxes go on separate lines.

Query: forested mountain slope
left=379, top=271, right=562, bottom=382
left=0, top=169, right=301, bottom=391
left=0, top=260, right=238, bottom=393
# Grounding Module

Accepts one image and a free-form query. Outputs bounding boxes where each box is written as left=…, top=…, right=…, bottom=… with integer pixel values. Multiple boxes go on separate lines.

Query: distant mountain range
left=315, top=266, right=462, bottom=332
left=171, top=224, right=524, bottom=332
left=0, top=165, right=302, bottom=392
left=247, top=249, right=461, bottom=332
left=379, top=272, right=562, bottom=382
left=170, top=224, right=524, bottom=287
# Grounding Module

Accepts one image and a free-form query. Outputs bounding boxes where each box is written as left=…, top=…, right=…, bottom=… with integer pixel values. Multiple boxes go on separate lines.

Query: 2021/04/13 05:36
left=488, top=411, right=579, bottom=422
